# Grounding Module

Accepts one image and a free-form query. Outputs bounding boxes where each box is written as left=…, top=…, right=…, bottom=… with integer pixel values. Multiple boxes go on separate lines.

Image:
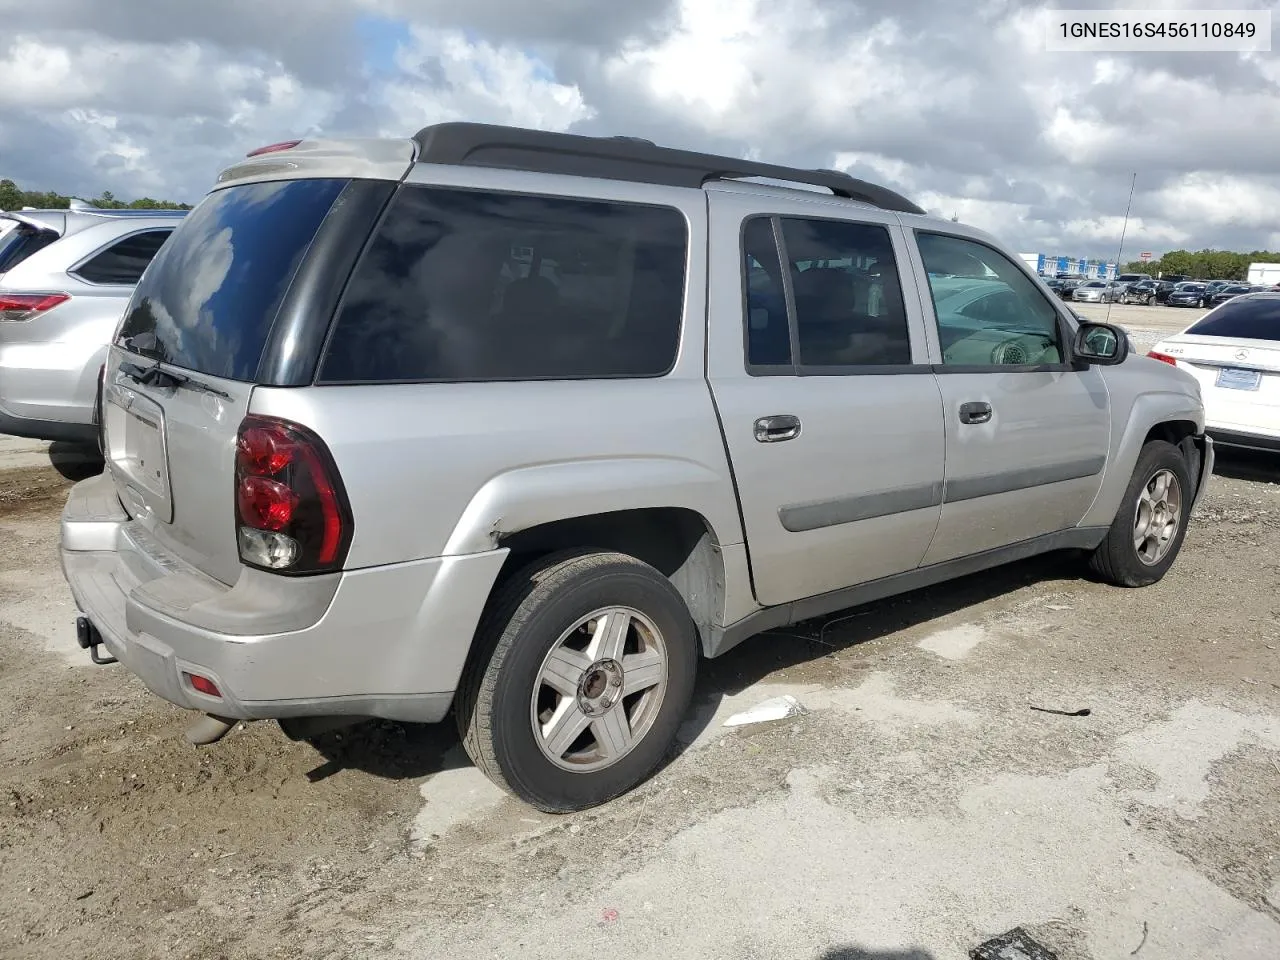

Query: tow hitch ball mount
left=75, top=616, right=117, bottom=665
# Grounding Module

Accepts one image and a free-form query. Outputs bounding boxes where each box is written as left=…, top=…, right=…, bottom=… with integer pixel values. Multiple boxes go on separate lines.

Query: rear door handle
left=754, top=414, right=802, bottom=443
left=958, top=401, right=992, bottom=425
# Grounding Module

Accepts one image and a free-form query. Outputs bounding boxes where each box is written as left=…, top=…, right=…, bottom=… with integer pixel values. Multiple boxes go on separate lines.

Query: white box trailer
left=1247, top=262, right=1280, bottom=285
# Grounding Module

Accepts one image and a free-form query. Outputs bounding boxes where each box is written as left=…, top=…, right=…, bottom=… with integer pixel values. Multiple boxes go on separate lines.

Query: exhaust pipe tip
left=185, top=714, right=238, bottom=746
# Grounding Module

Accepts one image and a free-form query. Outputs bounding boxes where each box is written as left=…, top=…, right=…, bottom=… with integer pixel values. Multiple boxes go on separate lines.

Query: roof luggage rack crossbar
left=410, top=122, right=927, bottom=215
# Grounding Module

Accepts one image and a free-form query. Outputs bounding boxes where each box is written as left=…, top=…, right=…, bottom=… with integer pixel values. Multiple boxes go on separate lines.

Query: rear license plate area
left=104, top=383, right=171, bottom=515
left=1215, top=367, right=1261, bottom=391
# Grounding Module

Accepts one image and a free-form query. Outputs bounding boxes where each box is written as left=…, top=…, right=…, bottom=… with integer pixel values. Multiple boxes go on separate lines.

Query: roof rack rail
left=410, top=122, right=927, bottom=216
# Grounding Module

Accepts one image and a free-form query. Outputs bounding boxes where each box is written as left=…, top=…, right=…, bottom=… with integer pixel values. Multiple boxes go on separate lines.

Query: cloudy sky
left=1, top=0, right=1277, bottom=258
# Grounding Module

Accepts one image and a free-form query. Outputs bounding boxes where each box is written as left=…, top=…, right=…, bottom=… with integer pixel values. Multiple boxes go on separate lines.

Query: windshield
left=115, top=178, right=348, bottom=380
left=1185, top=298, right=1280, bottom=341
left=0, top=222, right=59, bottom=274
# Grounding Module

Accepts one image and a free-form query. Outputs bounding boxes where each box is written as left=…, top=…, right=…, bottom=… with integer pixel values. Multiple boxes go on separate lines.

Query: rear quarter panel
left=250, top=379, right=746, bottom=569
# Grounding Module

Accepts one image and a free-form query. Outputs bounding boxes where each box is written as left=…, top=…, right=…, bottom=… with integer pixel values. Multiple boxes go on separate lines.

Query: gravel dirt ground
left=2, top=308, right=1278, bottom=960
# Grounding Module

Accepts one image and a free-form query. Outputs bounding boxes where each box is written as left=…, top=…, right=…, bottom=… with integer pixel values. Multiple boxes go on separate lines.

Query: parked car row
left=1040, top=274, right=1277, bottom=309
left=1162, top=280, right=1277, bottom=308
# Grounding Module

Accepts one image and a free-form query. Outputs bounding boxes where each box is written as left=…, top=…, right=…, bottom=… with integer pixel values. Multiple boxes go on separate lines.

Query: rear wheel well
left=494, top=508, right=725, bottom=657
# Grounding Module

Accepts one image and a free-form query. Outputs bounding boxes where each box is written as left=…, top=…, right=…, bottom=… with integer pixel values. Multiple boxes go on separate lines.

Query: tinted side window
left=779, top=217, right=911, bottom=367
left=742, top=217, right=790, bottom=367
left=1186, top=298, right=1280, bottom=341
left=320, top=186, right=688, bottom=383
left=917, top=233, right=1063, bottom=366
left=73, top=230, right=171, bottom=285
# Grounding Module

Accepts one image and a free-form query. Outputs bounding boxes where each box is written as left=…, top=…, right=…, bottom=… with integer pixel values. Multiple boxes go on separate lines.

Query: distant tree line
left=0, top=179, right=192, bottom=212
left=1121, top=249, right=1280, bottom=281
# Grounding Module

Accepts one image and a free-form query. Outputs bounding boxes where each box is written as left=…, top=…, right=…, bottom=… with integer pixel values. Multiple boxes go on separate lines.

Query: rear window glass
left=0, top=224, right=59, bottom=273
left=116, top=178, right=347, bottom=380
left=318, top=185, right=688, bottom=383
left=1185, top=298, right=1280, bottom=341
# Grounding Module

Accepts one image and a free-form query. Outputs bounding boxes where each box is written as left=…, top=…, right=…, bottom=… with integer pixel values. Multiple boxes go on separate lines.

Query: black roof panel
left=410, top=122, right=926, bottom=215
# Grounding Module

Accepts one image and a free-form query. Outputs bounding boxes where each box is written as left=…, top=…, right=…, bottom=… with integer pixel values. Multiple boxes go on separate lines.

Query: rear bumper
left=1207, top=426, right=1280, bottom=454
left=59, top=472, right=508, bottom=723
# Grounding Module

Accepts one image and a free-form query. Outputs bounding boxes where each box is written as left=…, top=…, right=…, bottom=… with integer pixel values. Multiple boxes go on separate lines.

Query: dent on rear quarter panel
left=439, top=457, right=743, bottom=556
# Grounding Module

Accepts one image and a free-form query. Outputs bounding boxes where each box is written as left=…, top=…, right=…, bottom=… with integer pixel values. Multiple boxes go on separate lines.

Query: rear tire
left=48, top=441, right=105, bottom=481
left=1088, top=440, right=1192, bottom=587
left=455, top=550, right=698, bottom=812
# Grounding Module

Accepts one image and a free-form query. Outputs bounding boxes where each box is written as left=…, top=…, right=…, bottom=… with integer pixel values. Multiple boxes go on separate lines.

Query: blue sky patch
left=356, top=14, right=413, bottom=76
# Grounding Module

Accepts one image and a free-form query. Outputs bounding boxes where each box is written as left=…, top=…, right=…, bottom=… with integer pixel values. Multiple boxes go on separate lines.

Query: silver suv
left=59, top=124, right=1214, bottom=812
left=0, top=205, right=184, bottom=444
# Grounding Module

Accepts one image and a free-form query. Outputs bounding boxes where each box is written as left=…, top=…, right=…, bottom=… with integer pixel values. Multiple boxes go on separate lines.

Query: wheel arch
left=495, top=507, right=729, bottom=658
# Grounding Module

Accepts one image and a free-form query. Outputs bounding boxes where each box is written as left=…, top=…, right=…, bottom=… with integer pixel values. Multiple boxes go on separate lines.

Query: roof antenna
left=1106, top=172, right=1137, bottom=325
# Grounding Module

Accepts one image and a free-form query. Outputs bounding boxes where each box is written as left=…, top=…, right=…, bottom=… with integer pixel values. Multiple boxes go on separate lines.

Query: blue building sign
left=1057, top=256, right=1069, bottom=274
left=1078, top=258, right=1087, bottom=274
left=1037, top=253, right=1046, bottom=273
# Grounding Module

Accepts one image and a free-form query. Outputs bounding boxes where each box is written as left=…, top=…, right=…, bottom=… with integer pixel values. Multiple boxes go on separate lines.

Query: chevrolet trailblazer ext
left=60, top=124, right=1212, bottom=812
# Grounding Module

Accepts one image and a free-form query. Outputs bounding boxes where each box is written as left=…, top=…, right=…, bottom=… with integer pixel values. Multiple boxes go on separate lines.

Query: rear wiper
left=119, top=361, right=232, bottom=401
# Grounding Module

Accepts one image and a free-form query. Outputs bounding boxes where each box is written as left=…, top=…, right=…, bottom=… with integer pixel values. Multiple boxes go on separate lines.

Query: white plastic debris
left=723, top=695, right=807, bottom=727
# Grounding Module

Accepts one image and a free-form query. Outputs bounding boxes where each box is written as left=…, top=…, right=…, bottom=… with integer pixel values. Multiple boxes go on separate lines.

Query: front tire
left=1088, top=440, right=1192, bottom=587
left=456, top=550, right=698, bottom=812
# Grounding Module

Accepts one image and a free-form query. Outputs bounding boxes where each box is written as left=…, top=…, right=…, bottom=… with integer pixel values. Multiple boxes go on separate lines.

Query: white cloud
left=0, top=39, right=89, bottom=107
left=1152, top=174, right=1280, bottom=230
left=377, top=27, right=592, bottom=135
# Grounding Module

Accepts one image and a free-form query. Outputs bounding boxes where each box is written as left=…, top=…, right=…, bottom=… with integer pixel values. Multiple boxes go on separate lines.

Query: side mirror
left=1074, top=321, right=1128, bottom=365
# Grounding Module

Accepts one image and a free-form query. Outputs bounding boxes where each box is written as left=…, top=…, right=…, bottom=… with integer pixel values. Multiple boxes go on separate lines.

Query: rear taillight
left=234, top=415, right=352, bottom=575
left=1147, top=351, right=1178, bottom=366
left=0, top=293, right=70, bottom=322
left=246, top=140, right=301, bottom=157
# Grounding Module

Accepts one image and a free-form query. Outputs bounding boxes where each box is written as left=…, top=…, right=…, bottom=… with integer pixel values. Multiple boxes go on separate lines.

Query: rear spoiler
left=0, top=211, right=60, bottom=232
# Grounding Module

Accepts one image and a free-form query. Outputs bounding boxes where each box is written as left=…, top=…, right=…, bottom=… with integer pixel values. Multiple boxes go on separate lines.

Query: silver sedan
left=1073, top=280, right=1121, bottom=303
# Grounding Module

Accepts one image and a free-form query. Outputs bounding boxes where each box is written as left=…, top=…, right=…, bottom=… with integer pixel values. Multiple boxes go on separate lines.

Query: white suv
left=0, top=206, right=184, bottom=445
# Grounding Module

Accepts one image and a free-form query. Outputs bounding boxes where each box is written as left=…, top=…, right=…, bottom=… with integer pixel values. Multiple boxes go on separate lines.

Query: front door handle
left=754, top=414, right=802, bottom=443
left=958, top=401, right=992, bottom=425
